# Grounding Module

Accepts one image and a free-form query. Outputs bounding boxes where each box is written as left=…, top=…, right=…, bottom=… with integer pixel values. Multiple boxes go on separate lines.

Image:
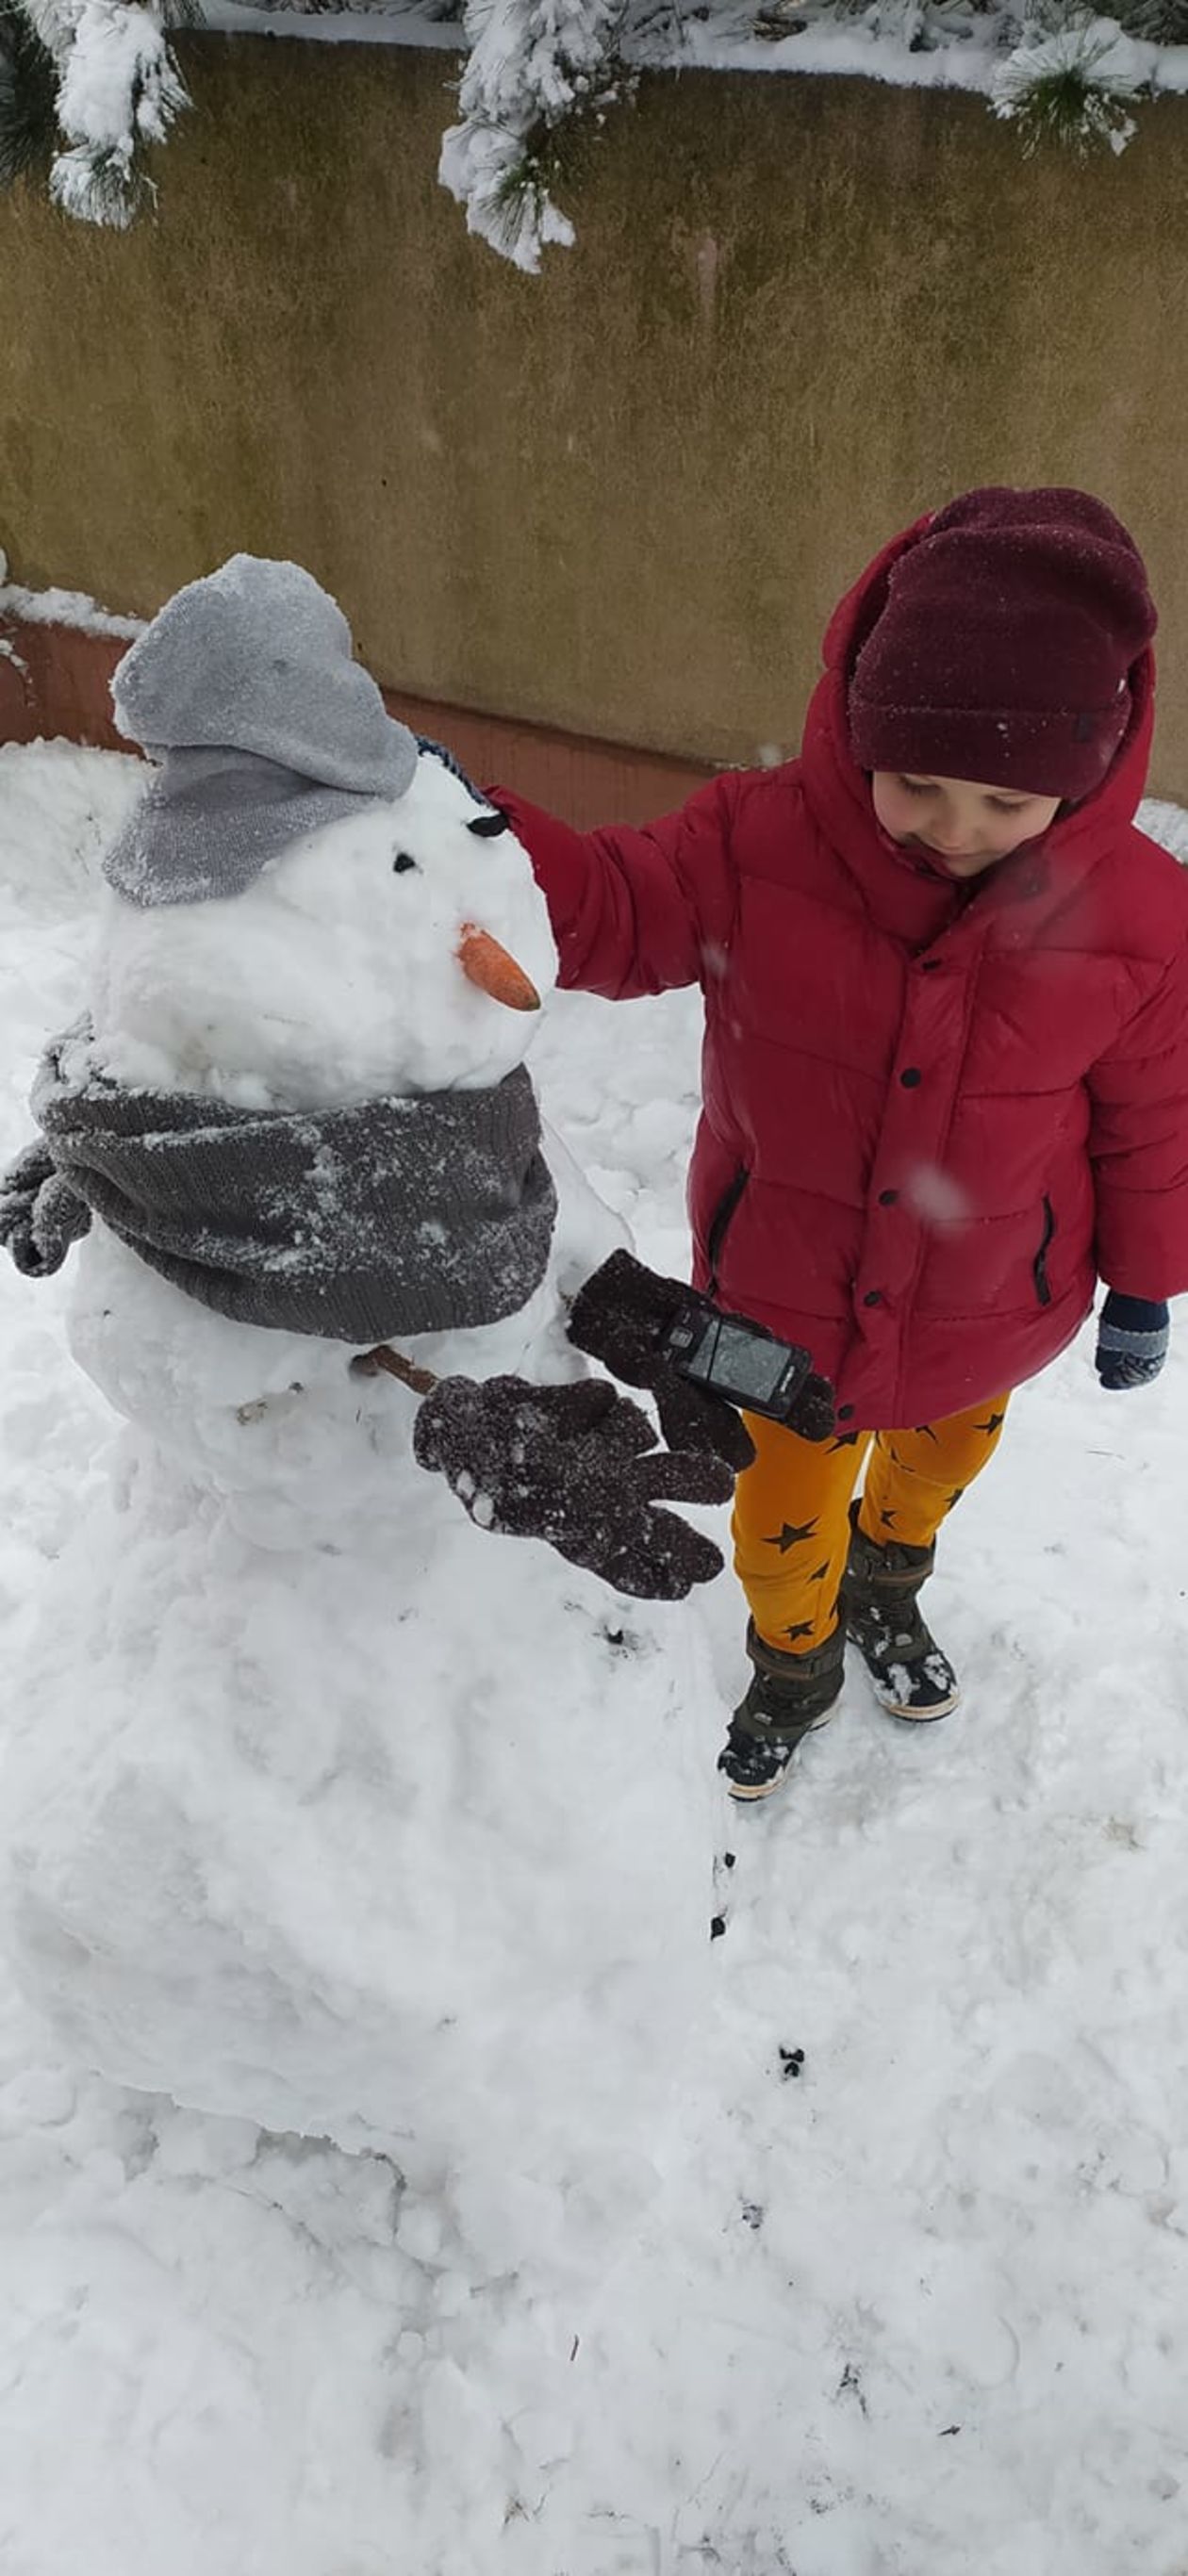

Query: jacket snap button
left=879, top=1188, right=899, bottom=1206
left=837, top=1403, right=855, bottom=1420
left=900, top=1067, right=922, bottom=1089
left=863, top=1289, right=883, bottom=1307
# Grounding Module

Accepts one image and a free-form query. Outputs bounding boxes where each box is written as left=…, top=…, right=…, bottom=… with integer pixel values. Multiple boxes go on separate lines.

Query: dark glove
left=0, top=1141, right=90, bottom=1278
left=1095, top=1289, right=1170, bottom=1390
left=413, top=1370, right=735, bottom=1600
left=567, top=1251, right=835, bottom=1461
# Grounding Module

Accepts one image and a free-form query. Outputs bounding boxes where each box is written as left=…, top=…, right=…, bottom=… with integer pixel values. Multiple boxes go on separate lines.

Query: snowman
left=0, top=557, right=758, bottom=2306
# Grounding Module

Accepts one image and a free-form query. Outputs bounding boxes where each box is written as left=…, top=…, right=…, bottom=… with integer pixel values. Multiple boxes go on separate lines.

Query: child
left=491, top=486, right=1188, bottom=1799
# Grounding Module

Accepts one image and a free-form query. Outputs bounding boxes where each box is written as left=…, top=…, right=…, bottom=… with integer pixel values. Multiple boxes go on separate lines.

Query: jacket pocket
left=1032, top=1195, right=1055, bottom=1307
left=706, top=1166, right=749, bottom=1293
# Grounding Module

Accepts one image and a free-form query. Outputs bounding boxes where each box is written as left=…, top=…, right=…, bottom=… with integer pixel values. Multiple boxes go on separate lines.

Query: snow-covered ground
left=2, top=737, right=1187, bottom=2575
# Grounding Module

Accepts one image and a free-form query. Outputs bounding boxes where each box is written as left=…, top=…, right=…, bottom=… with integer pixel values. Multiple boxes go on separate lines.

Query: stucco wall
left=3, top=41, right=1187, bottom=790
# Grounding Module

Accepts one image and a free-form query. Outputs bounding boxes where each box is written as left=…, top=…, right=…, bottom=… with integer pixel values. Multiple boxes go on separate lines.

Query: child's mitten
left=567, top=1250, right=835, bottom=1463
left=1095, top=1290, right=1170, bottom=1390
left=413, top=1370, right=735, bottom=1600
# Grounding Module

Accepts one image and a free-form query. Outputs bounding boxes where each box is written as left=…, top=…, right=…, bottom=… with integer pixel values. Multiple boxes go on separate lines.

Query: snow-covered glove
left=567, top=1251, right=836, bottom=1463
left=0, top=1141, right=91, bottom=1278
left=412, top=1371, right=735, bottom=1600
left=1094, top=1289, right=1170, bottom=1390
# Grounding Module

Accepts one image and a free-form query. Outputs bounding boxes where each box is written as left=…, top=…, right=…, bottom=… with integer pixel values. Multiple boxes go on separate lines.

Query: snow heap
left=0, top=691, right=722, bottom=2336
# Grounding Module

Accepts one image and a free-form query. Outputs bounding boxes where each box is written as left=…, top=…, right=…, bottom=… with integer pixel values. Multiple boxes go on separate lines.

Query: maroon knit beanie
left=848, top=486, right=1156, bottom=799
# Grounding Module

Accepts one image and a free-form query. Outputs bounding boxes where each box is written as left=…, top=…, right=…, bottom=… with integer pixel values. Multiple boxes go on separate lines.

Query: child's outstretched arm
left=491, top=774, right=741, bottom=1001
left=1087, top=929, right=1188, bottom=1299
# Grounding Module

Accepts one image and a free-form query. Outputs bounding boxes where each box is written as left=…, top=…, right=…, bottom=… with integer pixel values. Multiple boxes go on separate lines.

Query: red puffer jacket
left=497, top=525, right=1188, bottom=1429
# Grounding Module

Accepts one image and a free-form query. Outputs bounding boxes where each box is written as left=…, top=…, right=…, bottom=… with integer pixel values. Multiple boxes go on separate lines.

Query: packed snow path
left=1, top=740, right=1187, bottom=2576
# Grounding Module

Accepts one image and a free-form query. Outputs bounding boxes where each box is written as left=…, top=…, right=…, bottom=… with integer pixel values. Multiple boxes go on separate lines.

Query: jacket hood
left=801, top=515, right=1156, bottom=884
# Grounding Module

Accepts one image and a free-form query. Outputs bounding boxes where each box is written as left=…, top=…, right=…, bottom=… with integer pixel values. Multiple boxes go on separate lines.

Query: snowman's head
left=92, top=556, right=559, bottom=1107
left=91, top=747, right=559, bottom=1108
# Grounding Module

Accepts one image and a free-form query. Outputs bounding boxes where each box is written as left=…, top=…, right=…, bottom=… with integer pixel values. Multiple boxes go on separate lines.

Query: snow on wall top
left=203, top=0, right=1188, bottom=98
left=0, top=582, right=143, bottom=642
left=17, top=0, right=1188, bottom=276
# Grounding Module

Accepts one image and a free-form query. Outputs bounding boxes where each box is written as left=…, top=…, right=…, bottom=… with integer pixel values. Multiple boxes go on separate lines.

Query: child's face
left=871, top=773, right=1062, bottom=879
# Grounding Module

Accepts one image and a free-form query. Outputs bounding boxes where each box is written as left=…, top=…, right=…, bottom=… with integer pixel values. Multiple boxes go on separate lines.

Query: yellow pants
left=733, top=1396, right=1010, bottom=1652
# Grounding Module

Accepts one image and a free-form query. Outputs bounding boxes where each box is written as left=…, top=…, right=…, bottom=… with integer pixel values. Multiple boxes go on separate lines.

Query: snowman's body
left=4, top=747, right=719, bottom=2294
left=70, top=753, right=619, bottom=1540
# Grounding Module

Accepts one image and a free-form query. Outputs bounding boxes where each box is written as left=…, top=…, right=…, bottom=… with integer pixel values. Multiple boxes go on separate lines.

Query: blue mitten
left=1095, top=1289, right=1170, bottom=1390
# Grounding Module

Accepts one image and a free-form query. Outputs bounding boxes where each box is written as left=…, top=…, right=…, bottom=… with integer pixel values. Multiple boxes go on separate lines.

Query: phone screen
left=696, top=1318, right=788, bottom=1404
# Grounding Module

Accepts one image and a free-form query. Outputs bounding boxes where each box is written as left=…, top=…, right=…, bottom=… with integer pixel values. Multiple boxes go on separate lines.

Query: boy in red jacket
left=496, top=488, right=1188, bottom=1799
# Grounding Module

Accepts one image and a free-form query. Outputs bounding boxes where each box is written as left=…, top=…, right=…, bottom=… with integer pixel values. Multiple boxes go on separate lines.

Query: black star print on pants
left=766, top=1518, right=819, bottom=1552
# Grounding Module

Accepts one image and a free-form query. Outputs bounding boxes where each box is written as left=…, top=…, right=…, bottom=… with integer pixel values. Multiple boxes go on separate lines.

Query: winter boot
left=718, top=1620, right=845, bottom=1801
left=840, top=1508, right=960, bottom=1721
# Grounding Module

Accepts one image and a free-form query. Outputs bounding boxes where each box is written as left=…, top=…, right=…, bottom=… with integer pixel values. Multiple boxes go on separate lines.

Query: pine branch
left=0, top=0, right=58, bottom=185
left=49, top=132, right=148, bottom=216
left=1112, top=0, right=1188, bottom=37
left=991, top=16, right=1141, bottom=156
left=440, top=0, right=632, bottom=270
left=48, top=2, right=190, bottom=228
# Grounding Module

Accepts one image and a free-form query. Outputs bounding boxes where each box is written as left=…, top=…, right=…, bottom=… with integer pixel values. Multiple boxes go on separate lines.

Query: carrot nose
left=456, top=923, right=541, bottom=1011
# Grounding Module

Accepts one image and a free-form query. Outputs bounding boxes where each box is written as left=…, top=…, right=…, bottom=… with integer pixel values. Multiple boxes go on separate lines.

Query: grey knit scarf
left=0, top=1023, right=557, bottom=1345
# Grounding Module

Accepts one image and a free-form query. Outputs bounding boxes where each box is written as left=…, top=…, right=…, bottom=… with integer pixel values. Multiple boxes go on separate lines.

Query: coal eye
left=392, top=852, right=420, bottom=875
left=467, top=812, right=509, bottom=839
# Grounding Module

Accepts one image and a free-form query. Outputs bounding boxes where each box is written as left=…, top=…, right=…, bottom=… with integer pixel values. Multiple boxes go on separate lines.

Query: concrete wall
left=3, top=41, right=1188, bottom=792
left=0, top=615, right=714, bottom=828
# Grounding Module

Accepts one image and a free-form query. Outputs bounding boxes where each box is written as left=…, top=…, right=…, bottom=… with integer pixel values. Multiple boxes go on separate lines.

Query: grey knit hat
left=104, top=555, right=420, bottom=907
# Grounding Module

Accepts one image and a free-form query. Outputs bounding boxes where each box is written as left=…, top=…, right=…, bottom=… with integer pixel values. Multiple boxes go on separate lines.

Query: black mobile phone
left=662, top=1301, right=813, bottom=1421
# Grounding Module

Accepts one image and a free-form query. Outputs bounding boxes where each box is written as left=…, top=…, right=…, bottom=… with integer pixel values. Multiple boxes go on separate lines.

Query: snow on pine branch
left=437, top=0, right=634, bottom=270
left=990, top=11, right=1142, bottom=152
left=445, top=0, right=1185, bottom=262
left=11, top=0, right=189, bottom=224
left=5, top=0, right=1188, bottom=265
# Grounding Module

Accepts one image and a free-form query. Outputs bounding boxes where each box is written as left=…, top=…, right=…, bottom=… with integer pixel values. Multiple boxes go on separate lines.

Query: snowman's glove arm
left=0, top=1140, right=91, bottom=1278
left=412, top=1371, right=734, bottom=1600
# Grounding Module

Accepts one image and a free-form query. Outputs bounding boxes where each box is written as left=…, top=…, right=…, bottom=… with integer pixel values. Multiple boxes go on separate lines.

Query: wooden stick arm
left=353, top=1344, right=439, bottom=1397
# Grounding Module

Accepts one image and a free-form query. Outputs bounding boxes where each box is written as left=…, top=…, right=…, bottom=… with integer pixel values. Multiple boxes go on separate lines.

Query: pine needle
left=0, top=0, right=58, bottom=189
